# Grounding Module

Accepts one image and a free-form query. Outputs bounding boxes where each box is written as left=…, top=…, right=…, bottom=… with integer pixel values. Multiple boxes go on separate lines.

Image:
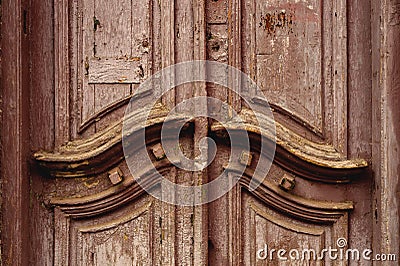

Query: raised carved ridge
left=50, top=158, right=352, bottom=223
left=34, top=104, right=368, bottom=183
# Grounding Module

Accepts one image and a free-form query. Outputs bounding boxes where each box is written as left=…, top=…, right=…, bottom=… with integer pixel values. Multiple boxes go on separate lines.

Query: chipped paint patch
left=259, top=10, right=294, bottom=36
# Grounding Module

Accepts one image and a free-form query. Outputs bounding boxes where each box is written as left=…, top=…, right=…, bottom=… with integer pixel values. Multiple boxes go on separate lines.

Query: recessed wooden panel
left=256, top=0, right=322, bottom=132
left=55, top=0, right=154, bottom=140
left=241, top=0, right=347, bottom=143
left=77, top=207, right=151, bottom=265
left=242, top=194, right=348, bottom=265
left=55, top=198, right=154, bottom=265
left=81, top=0, right=151, bottom=127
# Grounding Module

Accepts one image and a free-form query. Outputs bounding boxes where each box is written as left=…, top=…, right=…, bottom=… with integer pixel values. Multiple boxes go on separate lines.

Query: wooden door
left=2, top=0, right=399, bottom=265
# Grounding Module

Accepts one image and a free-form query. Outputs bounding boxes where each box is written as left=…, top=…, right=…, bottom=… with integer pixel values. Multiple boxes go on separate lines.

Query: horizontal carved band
left=34, top=104, right=368, bottom=183
left=50, top=158, right=352, bottom=223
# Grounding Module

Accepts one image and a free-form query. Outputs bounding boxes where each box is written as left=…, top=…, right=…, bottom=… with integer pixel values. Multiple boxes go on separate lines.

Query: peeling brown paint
left=259, top=10, right=294, bottom=36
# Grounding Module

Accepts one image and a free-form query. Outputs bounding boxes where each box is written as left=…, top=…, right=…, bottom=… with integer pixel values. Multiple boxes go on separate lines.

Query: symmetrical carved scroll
left=34, top=103, right=367, bottom=183
left=50, top=158, right=353, bottom=265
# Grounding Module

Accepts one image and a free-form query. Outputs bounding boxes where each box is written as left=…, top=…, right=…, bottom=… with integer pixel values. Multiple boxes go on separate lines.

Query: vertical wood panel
left=1, top=0, right=30, bottom=264
left=227, top=0, right=242, bottom=113
left=160, top=0, right=176, bottom=109
left=331, top=0, right=348, bottom=154
left=54, top=0, right=71, bottom=145
left=83, top=0, right=134, bottom=133
left=81, top=0, right=96, bottom=136
left=346, top=0, right=373, bottom=255
left=255, top=0, right=322, bottom=132
left=92, top=0, right=131, bottom=131
left=192, top=1, right=208, bottom=264
left=157, top=1, right=178, bottom=265
left=29, top=0, right=57, bottom=264
left=70, top=0, right=83, bottom=139
left=372, top=0, right=400, bottom=258
left=206, top=1, right=229, bottom=264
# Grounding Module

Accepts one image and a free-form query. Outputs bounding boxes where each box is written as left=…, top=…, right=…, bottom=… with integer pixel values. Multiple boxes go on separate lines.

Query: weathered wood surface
left=34, top=106, right=367, bottom=181
left=47, top=145, right=354, bottom=265
left=371, top=0, right=400, bottom=260
left=3, top=0, right=398, bottom=264
left=1, top=0, right=31, bottom=265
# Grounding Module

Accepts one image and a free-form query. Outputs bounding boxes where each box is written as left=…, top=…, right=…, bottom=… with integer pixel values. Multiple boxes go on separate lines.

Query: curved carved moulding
left=50, top=158, right=353, bottom=224
left=51, top=160, right=170, bottom=219
left=50, top=159, right=352, bottom=265
left=34, top=103, right=190, bottom=178
left=34, top=104, right=368, bottom=183
left=211, top=107, right=368, bottom=183
left=227, top=168, right=353, bottom=223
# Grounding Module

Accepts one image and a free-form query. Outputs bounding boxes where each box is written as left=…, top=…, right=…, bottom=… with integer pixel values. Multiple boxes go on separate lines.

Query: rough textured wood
left=91, top=0, right=131, bottom=134
left=92, top=0, right=135, bottom=133
left=54, top=195, right=154, bottom=265
left=206, top=3, right=230, bottom=264
left=29, top=0, right=57, bottom=264
left=255, top=0, right=322, bottom=132
left=346, top=0, right=374, bottom=258
left=242, top=195, right=349, bottom=265
left=15, top=0, right=399, bottom=264
left=34, top=107, right=367, bottom=181
left=1, top=0, right=30, bottom=265
left=89, top=60, right=142, bottom=84
left=160, top=0, right=176, bottom=110
left=54, top=0, right=70, bottom=146
left=372, top=0, right=400, bottom=259
left=46, top=141, right=355, bottom=265
left=241, top=0, right=348, bottom=153
left=192, top=1, right=209, bottom=264
left=57, top=0, right=154, bottom=138
left=81, top=0, right=96, bottom=137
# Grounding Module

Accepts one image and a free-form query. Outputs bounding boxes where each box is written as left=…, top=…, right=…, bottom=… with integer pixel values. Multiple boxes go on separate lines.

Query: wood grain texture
left=372, top=0, right=400, bottom=259
left=160, top=0, right=176, bottom=109
left=81, top=0, right=96, bottom=137
left=1, top=0, right=30, bottom=265
left=255, top=0, right=323, bottom=133
left=22, top=0, right=400, bottom=264
left=192, top=1, right=208, bottom=264
left=54, top=0, right=71, bottom=146
left=92, top=0, right=132, bottom=135
left=242, top=194, right=349, bottom=265
left=46, top=146, right=355, bottom=265
left=29, top=0, right=58, bottom=264
left=346, top=0, right=374, bottom=257
left=89, top=60, right=142, bottom=84
left=92, top=0, right=131, bottom=134
left=240, top=0, right=348, bottom=153
left=59, top=0, right=154, bottom=138
left=54, top=196, right=154, bottom=265
left=34, top=106, right=368, bottom=182
left=206, top=2, right=229, bottom=264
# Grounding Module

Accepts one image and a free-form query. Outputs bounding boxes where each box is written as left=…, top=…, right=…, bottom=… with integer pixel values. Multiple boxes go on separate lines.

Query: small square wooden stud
left=279, top=174, right=296, bottom=191
left=239, top=151, right=253, bottom=166
left=108, top=167, right=124, bottom=185
left=151, top=143, right=166, bottom=160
